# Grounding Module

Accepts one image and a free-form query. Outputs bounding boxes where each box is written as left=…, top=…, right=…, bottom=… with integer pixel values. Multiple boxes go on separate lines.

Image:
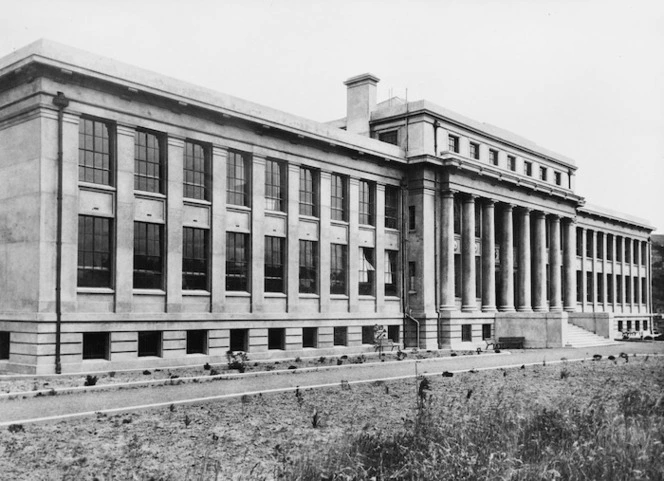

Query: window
left=186, top=330, right=208, bottom=355
left=482, top=324, right=492, bottom=340
left=635, top=320, right=640, bottom=331
left=607, top=234, right=614, bottom=261
left=617, top=276, right=623, bottom=303
left=642, top=278, right=647, bottom=304
left=0, top=331, right=8, bottom=360
left=299, top=167, right=318, bottom=216
left=625, top=239, right=631, bottom=263
left=265, top=236, right=285, bottom=293
left=359, top=180, right=375, bottom=226
left=641, top=241, right=647, bottom=265
left=554, top=171, right=562, bottom=186
left=331, top=174, right=347, bottom=221
left=539, top=166, right=547, bottom=181
left=586, top=272, right=593, bottom=302
left=408, top=206, right=416, bottom=231
left=633, top=243, right=639, bottom=264
left=265, top=159, right=286, bottom=211
left=268, top=328, right=285, bottom=350
left=644, top=320, right=648, bottom=331
left=299, top=240, right=318, bottom=294
left=586, top=231, right=594, bottom=258
left=227, top=151, right=250, bottom=207
left=333, top=326, right=347, bottom=346
left=183, top=141, right=209, bottom=200
left=78, top=216, right=112, bottom=288
left=378, top=130, right=398, bottom=145
left=448, top=135, right=459, bottom=153
left=385, top=250, right=398, bottom=297
left=596, top=232, right=604, bottom=260
left=387, top=326, right=400, bottom=343
left=607, top=276, right=613, bottom=303
left=226, top=233, right=249, bottom=292
left=362, top=326, right=374, bottom=344
left=461, top=324, right=472, bottom=342
left=79, top=118, right=112, bottom=185
left=576, top=228, right=583, bottom=256
left=634, top=277, right=639, bottom=303
left=138, top=331, right=162, bottom=357
left=524, top=161, right=532, bottom=176
left=597, top=273, right=604, bottom=302
left=618, top=320, right=623, bottom=332
left=229, top=329, right=248, bottom=352
left=82, top=332, right=109, bottom=360
left=330, top=244, right=347, bottom=295
left=626, top=320, right=632, bottom=331
left=576, top=271, right=583, bottom=303
left=489, top=149, right=498, bottom=166
left=616, top=237, right=623, bottom=262
left=302, top=327, right=317, bottom=348
left=183, top=227, right=209, bottom=291
left=385, top=186, right=399, bottom=229
left=134, top=130, right=164, bottom=193
left=508, top=155, right=516, bottom=171
left=453, top=197, right=462, bottom=235
left=469, top=142, right=480, bottom=160
left=134, top=222, right=163, bottom=290
left=359, top=247, right=375, bottom=296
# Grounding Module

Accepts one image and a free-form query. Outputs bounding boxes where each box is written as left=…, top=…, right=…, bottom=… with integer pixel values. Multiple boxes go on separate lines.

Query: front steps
left=565, top=323, right=618, bottom=348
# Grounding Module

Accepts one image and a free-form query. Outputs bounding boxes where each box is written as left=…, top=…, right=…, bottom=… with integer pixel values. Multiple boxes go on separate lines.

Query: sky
left=1, top=0, right=662, bottom=232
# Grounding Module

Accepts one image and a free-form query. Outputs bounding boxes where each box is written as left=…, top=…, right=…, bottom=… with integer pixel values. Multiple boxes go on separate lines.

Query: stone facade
left=0, top=40, right=655, bottom=373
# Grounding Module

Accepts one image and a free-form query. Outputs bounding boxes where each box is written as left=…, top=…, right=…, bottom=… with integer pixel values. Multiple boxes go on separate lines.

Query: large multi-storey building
left=0, top=40, right=655, bottom=374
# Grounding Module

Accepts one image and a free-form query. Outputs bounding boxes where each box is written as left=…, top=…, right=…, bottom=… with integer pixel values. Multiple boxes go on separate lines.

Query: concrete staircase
left=565, top=323, right=618, bottom=348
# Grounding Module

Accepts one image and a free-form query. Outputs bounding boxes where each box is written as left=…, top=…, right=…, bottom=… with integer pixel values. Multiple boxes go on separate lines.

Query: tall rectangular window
left=489, top=149, right=499, bottom=166
left=616, top=237, right=623, bottom=262
left=617, top=275, right=623, bottom=303
left=265, top=159, right=286, bottom=212
left=607, top=275, right=613, bottom=303
left=642, top=278, right=647, bottom=304
left=78, top=216, right=112, bottom=288
left=408, top=206, right=416, bottom=231
left=385, top=185, right=399, bottom=230
left=384, top=250, right=398, bottom=297
left=596, top=232, right=604, bottom=260
left=586, top=231, right=594, bottom=258
left=482, top=324, right=492, bottom=340
left=359, top=180, right=375, bottom=226
left=607, top=234, right=614, bottom=261
left=625, top=239, right=631, bottom=263
left=448, top=135, right=459, bottom=153
left=586, top=272, right=593, bottom=302
left=539, top=166, right=547, bottom=181
left=227, top=151, right=250, bottom=207
left=524, top=161, right=532, bottom=176
left=330, top=244, right=347, bottom=295
left=302, top=327, right=318, bottom=348
left=0, top=332, right=9, bottom=360
left=461, top=324, right=472, bottom=342
left=133, top=222, right=163, bottom=289
left=79, top=118, right=112, bottom=185
left=299, top=167, right=318, bottom=216
left=554, top=171, right=562, bottom=186
left=226, top=233, right=249, bottom=291
left=265, top=236, right=285, bottom=293
left=508, top=155, right=516, bottom=171
left=299, top=240, right=318, bottom=294
left=183, top=141, right=209, bottom=201
left=330, top=174, right=347, bottom=221
left=134, top=130, right=164, bottom=193
left=359, top=247, right=375, bottom=296
left=469, top=142, right=480, bottom=160
left=182, top=227, right=209, bottom=291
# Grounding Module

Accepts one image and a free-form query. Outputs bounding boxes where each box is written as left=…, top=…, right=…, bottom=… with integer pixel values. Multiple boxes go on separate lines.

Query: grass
left=1, top=356, right=663, bottom=480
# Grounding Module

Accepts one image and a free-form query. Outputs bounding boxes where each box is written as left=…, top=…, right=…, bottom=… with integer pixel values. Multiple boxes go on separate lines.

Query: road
left=1, top=342, right=662, bottom=426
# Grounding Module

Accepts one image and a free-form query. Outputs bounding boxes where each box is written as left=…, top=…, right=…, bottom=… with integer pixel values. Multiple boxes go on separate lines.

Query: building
left=0, top=40, right=655, bottom=374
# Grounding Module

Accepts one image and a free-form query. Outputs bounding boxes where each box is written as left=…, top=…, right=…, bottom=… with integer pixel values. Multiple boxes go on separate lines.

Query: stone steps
left=565, top=323, right=618, bottom=348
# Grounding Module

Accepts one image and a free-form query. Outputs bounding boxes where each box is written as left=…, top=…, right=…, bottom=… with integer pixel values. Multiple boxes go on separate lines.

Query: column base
left=481, top=305, right=497, bottom=312
left=517, top=307, right=533, bottom=312
left=439, top=305, right=457, bottom=312
left=533, top=307, right=548, bottom=313
left=549, top=306, right=563, bottom=313
left=461, top=306, right=477, bottom=313
left=498, top=306, right=516, bottom=312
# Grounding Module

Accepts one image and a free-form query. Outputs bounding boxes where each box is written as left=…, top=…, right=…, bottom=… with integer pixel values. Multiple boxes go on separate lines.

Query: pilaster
left=250, top=155, right=266, bottom=313
left=375, top=183, right=386, bottom=312
left=562, top=217, right=576, bottom=312
left=348, top=177, right=360, bottom=312
left=549, top=215, right=562, bottom=312
left=439, top=190, right=456, bottom=310
left=531, top=211, right=547, bottom=312
left=210, top=146, right=227, bottom=312
left=166, top=135, right=184, bottom=312
left=319, top=171, right=332, bottom=313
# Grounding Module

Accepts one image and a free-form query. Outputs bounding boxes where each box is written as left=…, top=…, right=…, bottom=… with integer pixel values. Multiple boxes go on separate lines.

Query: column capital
left=462, top=193, right=478, bottom=203
left=533, top=210, right=546, bottom=219
left=483, top=198, right=496, bottom=207
left=441, top=189, right=457, bottom=198
left=252, top=155, right=267, bottom=165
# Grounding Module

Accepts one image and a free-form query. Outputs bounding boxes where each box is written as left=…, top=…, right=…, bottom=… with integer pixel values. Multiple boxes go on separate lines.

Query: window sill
left=330, top=220, right=349, bottom=227
left=359, top=295, right=376, bottom=300
left=79, top=182, right=116, bottom=192
left=226, top=291, right=251, bottom=297
left=184, top=198, right=211, bottom=207
left=299, top=215, right=320, bottom=222
left=385, top=295, right=401, bottom=300
left=227, top=204, right=251, bottom=213
left=385, top=227, right=400, bottom=233
left=82, top=358, right=110, bottom=363
left=265, top=210, right=287, bottom=217
left=133, top=289, right=166, bottom=296
left=359, top=224, right=376, bottom=230
left=135, top=191, right=166, bottom=200
left=182, top=290, right=210, bottom=297
left=330, top=294, right=349, bottom=300
left=77, top=287, right=115, bottom=295
left=299, top=293, right=320, bottom=299
left=265, top=292, right=287, bottom=298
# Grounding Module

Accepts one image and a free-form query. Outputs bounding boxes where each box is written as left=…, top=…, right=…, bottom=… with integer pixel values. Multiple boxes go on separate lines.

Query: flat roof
left=579, top=202, right=654, bottom=230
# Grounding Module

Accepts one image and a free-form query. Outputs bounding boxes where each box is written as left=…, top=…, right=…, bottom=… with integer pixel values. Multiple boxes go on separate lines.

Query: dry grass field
left=1, top=355, right=663, bottom=480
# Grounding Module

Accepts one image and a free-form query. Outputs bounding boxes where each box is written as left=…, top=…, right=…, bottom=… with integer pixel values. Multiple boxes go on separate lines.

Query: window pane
left=265, top=160, right=285, bottom=212
left=134, top=131, right=163, bottom=193
left=299, top=240, right=318, bottom=293
left=265, top=236, right=285, bottom=293
left=78, top=216, right=112, bottom=287
left=227, top=151, right=249, bottom=206
left=79, top=119, right=113, bottom=186
left=330, top=244, right=347, bottom=295
left=133, top=222, right=163, bottom=289
left=359, top=247, right=375, bottom=296
left=182, top=227, right=209, bottom=290
left=384, top=186, right=399, bottom=230
left=226, top=232, right=249, bottom=291
left=183, top=141, right=209, bottom=200
left=331, top=174, right=347, bottom=221
left=359, top=180, right=374, bottom=226
left=299, top=167, right=318, bottom=217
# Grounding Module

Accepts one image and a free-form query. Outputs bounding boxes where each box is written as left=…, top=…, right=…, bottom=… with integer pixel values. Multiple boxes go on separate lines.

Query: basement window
left=334, top=327, right=348, bottom=346
left=388, top=325, right=400, bottom=343
left=83, top=332, right=110, bottom=360
left=138, top=331, right=162, bottom=357
left=461, top=324, right=472, bottom=342
left=482, top=324, right=492, bottom=341
left=0, top=332, right=9, bottom=360
left=618, top=320, right=623, bottom=332
left=362, top=326, right=374, bottom=344
left=186, top=330, right=208, bottom=355
left=230, top=329, right=248, bottom=352
left=302, top=327, right=317, bottom=348
left=268, top=328, right=285, bottom=350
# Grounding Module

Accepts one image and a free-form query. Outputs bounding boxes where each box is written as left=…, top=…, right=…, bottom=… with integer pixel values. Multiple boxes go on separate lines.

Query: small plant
left=8, top=424, right=24, bottom=434
left=311, top=408, right=321, bottom=428
left=560, top=368, right=570, bottom=379
left=295, top=357, right=302, bottom=363
left=226, top=350, right=249, bottom=373
left=593, top=354, right=602, bottom=361
left=209, top=368, right=219, bottom=376
left=142, top=370, right=151, bottom=375
left=396, top=349, right=407, bottom=361
left=84, top=375, right=98, bottom=387
left=340, top=380, right=351, bottom=391
left=417, top=377, right=431, bottom=407
left=184, top=414, right=191, bottom=428
left=203, top=362, right=211, bottom=370
left=108, top=371, right=116, bottom=378
left=336, top=359, right=343, bottom=366
left=48, top=389, right=56, bottom=396
left=318, top=356, right=326, bottom=364
left=169, top=404, right=175, bottom=412
left=295, top=386, right=304, bottom=407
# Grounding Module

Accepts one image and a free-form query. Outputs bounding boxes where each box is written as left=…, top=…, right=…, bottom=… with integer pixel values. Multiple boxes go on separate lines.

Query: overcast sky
left=2, top=0, right=662, bottom=232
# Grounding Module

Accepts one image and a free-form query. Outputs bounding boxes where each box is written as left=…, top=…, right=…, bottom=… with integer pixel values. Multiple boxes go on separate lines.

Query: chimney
left=344, top=73, right=379, bottom=136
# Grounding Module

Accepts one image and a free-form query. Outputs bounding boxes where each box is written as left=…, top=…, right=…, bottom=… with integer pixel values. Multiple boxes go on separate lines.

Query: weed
left=8, top=424, right=24, bottom=434
left=226, top=350, right=249, bottom=373
left=311, top=408, right=321, bottom=428
left=295, top=357, right=302, bottom=363
left=203, top=362, right=211, bottom=370
left=108, top=371, right=116, bottom=378
left=142, top=370, right=151, bottom=375
left=209, top=368, right=219, bottom=376
left=295, top=386, right=304, bottom=407
left=318, top=356, right=326, bottom=364
left=84, top=375, right=98, bottom=387
left=560, top=368, right=570, bottom=379
left=169, top=404, right=175, bottom=412
left=184, top=414, right=191, bottom=428
left=336, top=359, right=343, bottom=366
left=340, top=380, right=351, bottom=391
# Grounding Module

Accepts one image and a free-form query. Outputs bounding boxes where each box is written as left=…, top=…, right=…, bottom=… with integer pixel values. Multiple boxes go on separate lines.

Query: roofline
left=578, top=203, right=655, bottom=231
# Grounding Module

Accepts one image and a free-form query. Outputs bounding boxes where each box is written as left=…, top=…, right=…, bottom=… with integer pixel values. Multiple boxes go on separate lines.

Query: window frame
left=330, top=243, right=347, bottom=295
left=359, top=247, right=375, bottom=296
left=182, top=227, right=209, bottom=291
left=138, top=331, right=162, bottom=357
left=227, top=150, right=251, bottom=207
left=330, top=174, right=348, bottom=222
left=82, top=332, right=110, bottom=360
left=134, top=129, right=165, bottom=194
left=226, top=232, right=250, bottom=292
left=359, top=180, right=375, bottom=226
left=264, top=236, right=286, bottom=293
left=299, top=166, right=319, bottom=217
left=507, top=155, right=516, bottom=171
left=79, top=117, right=114, bottom=186
left=265, top=159, right=286, bottom=212
left=448, top=135, right=459, bottom=153
left=183, top=140, right=210, bottom=201
left=489, top=149, right=499, bottom=166
left=384, top=185, right=399, bottom=230
left=469, top=142, right=480, bottom=160
left=133, top=221, right=164, bottom=290
left=78, top=215, right=113, bottom=288
left=299, top=240, right=318, bottom=294
left=384, top=250, right=399, bottom=297
left=461, top=324, right=472, bottom=342
left=524, top=161, right=533, bottom=177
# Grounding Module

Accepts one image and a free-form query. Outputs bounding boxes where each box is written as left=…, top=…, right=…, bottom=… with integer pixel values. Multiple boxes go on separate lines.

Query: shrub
left=226, top=350, right=248, bottom=373
left=84, top=375, right=98, bottom=387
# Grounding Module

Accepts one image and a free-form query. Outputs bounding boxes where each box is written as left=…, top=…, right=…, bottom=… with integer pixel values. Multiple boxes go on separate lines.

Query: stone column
left=461, top=195, right=476, bottom=312
left=481, top=199, right=496, bottom=312
left=610, top=234, right=616, bottom=311
left=440, top=190, right=456, bottom=311
left=636, top=240, right=642, bottom=309
left=319, top=171, right=332, bottom=314
left=618, top=236, right=625, bottom=311
left=348, top=177, right=360, bottom=312
left=627, top=237, right=634, bottom=311
left=601, top=232, right=608, bottom=310
left=532, top=211, right=547, bottom=312
left=210, top=146, right=227, bottom=313
left=580, top=228, right=587, bottom=312
left=590, top=230, right=597, bottom=312
left=250, top=155, right=266, bottom=313
left=286, top=164, right=301, bottom=313
left=562, top=218, right=576, bottom=312
left=517, top=208, right=532, bottom=312
left=498, top=204, right=515, bottom=311
left=549, top=215, right=562, bottom=312
left=166, top=136, right=185, bottom=313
